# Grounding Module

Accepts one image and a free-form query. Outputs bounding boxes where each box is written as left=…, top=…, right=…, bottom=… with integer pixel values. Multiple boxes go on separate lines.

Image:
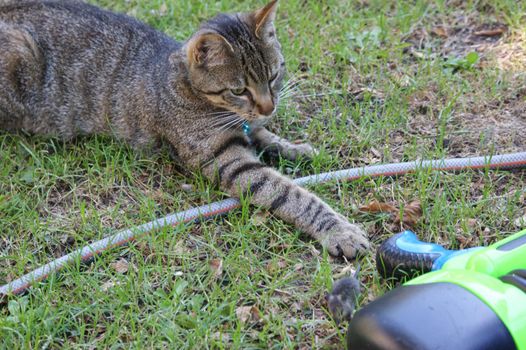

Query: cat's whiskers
left=279, top=80, right=307, bottom=100
left=222, top=115, right=247, bottom=132
left=279, top=86, right=300, bottom=98
left=210, top=112, right=239, bottom=126
left=212, top=120, right=236, bottom=129
left=279, top=81, right=297, bottom=95
left=229, top=118, right=247, bottom=133
left=205, top=110, right=237, bottom=116
left=281, top=73, right=307, bottom=88
left=284, top=78, right=307, bottom=90
left=215, top=115, right=244, bottom=132
left=279, top=86, right=302, bottom=101
left=211, top=116, right=240, bottom=128
left=282, top=72, right=302, bottom=85
left=207, top=113, right=237, bottom=121
left=278, top=86, right=297, bottom=98
left=292, top=90, right=343, bottom=99
left=216, top=121, right=241, bottom=134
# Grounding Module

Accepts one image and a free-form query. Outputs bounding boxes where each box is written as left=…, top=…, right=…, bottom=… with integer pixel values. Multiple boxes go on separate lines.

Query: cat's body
left=0, top=0, right=369, bottom=258
left=0, top=1, right=180, bottom=146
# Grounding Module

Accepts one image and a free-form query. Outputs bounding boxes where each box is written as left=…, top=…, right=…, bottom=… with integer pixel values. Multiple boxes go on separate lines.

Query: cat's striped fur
left=0, top=0, right=370, bottom=258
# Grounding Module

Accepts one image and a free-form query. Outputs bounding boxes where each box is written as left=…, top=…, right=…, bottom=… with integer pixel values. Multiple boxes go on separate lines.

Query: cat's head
left=184, top=0, right=285, bottom=124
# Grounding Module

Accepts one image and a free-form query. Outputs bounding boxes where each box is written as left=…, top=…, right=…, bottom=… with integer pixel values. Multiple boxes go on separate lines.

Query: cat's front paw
left=283, top=142, right=318, bottom=161
left=322, top=223, right=370, bottom=259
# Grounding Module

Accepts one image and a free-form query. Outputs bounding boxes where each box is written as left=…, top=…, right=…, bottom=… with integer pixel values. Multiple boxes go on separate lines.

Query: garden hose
left=2, top=151, right=526, bottom=296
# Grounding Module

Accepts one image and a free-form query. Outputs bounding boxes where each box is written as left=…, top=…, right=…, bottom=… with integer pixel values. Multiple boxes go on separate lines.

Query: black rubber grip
left=376, top=232, right=440, bottom=280
left=500, top=270, right=526, bottom=293
left=347, top=283, right=517, bottom=350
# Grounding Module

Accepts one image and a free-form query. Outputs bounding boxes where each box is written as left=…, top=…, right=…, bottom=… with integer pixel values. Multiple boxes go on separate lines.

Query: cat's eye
left=269, top=72, right=279, bottom=87
left=231, top=88, right=246, bottom=96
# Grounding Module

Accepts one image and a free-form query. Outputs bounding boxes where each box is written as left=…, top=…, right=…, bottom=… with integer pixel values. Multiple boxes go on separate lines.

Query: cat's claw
left=283, top=142, right=318, bottom=161
left=322, top=224, right=370, bottom=259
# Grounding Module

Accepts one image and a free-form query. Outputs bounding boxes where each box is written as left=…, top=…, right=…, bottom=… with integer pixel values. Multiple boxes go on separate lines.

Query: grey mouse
left=326, top=265, right=362, bottom=325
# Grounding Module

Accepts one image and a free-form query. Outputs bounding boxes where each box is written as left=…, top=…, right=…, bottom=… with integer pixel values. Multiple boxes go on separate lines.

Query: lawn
left=1, top=0, right=525, bottom=348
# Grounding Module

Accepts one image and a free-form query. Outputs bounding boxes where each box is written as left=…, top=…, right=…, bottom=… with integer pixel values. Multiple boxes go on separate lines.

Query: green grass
left=1, top=0, right=526, bottom=348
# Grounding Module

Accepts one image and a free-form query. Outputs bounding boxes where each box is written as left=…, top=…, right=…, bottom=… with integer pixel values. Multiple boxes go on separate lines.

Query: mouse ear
left=324, top=292, right=330, bottom=301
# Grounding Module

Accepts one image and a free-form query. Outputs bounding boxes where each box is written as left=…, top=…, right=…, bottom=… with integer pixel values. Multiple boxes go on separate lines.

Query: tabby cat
left=0, top=0, right=369, bottom=258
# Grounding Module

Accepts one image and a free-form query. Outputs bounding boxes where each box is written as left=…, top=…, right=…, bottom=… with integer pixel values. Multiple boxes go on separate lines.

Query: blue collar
left=242, top=121, right=251, bottom=136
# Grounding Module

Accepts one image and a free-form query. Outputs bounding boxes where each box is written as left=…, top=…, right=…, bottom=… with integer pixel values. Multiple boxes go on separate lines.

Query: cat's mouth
left=246, top=116, right=270, bottom=129
left=241, top=113, right=272, bottom=125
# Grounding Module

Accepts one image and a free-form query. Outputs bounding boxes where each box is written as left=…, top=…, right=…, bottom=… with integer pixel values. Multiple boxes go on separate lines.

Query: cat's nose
left=256, top=100, right=275, bottom=116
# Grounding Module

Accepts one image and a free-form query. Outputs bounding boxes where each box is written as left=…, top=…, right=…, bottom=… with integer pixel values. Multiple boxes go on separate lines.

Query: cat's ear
left=186, top=31, right=234, bottom=67
left=252, top=0, right=278, bottom=40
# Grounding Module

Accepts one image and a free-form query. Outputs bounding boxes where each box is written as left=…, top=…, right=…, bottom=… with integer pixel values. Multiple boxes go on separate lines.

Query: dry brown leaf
left=359, top=200, right=397, bottom=214
left=361, top=200, right=422, bottom=226
left=456, top=234, right=475, bottom=249
left=209, top=259, right=223, bottom=279
left=431, top=26, right=448, bottom=38
left=236, top=305, right=261, bottom=323
left=110, top=258, right=129, bottom=274
left=474, top=28, right=506, bottom=37
left=395, top=200, right=422, bottom=226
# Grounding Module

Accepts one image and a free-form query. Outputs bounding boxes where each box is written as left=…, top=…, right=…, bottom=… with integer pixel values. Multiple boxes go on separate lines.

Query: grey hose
left=2, top=151, right=526, bottom=296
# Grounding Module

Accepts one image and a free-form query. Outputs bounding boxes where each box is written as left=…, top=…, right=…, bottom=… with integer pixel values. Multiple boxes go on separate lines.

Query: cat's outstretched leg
left=197, top=133, right=370, bottom=258
left=251, top=127, right=317, bottom=161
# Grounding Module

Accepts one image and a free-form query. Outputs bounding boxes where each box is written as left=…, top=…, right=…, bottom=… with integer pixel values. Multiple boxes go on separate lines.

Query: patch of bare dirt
left=400, top=7, right=526, bottom=158
left=404, top=9, right=526, bottom=69
left=397, top=83, right=526, bottom=159
left=407, top=19, right=508, bottom=58
left=406, top=1, right=526, bottom=74
left=485, top=31, right=526, bottom=71
left=450, top=96, right=526, bottom=156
